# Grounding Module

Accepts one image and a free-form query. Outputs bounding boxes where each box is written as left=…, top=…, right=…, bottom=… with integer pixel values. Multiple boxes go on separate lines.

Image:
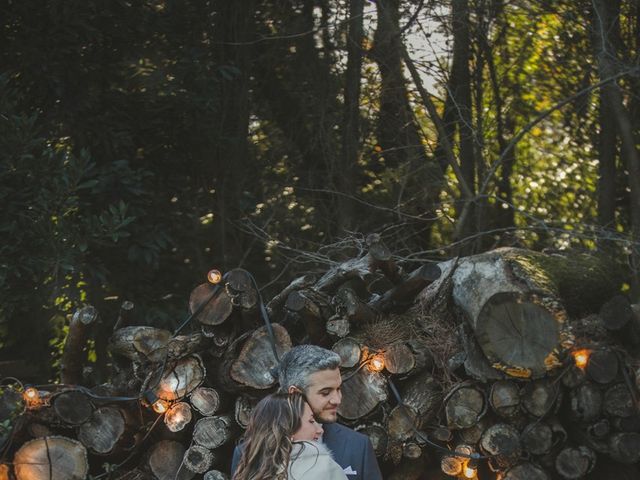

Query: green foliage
left=1, top=0, right=639, bottom=372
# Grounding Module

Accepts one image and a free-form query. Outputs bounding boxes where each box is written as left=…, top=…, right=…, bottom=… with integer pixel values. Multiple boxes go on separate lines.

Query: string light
left=463, top=463, right=477, bottom=479
left=572, top=349, right=591, bottom=369
left=23, top=387, right=42, bottom=409
left=207, top=269, right=223, bottom=284
left=368, top=353, right=385, bottom=372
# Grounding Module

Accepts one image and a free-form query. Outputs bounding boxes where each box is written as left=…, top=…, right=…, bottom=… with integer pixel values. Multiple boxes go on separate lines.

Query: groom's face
left=301, top=368, right=342, bottom=424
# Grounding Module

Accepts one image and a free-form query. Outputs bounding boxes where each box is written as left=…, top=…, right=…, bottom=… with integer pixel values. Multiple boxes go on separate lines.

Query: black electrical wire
left=247, top=272, right=280, bottom=363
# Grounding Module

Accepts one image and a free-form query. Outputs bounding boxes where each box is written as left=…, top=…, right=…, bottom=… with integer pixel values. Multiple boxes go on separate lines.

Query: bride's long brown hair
left=233, top=392, right=306, bottom=480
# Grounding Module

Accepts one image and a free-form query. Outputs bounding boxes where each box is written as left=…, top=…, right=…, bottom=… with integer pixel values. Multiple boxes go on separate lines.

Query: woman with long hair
left=232, top=392, right=347, bottom=480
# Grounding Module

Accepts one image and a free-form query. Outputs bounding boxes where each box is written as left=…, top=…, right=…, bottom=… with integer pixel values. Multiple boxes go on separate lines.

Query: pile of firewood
left=1, top=237, right=639, bottom=480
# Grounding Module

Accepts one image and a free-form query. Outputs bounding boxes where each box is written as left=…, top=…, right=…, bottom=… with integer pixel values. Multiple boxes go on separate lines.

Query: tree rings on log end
left=338, top=368, right=387, bottom=420
left=193, top=415, right=234, bottom=449
left=521, top=422, right=553, bottom=455
left=189, top=387, right=221, bottom=416
left=14, top=436, right=88, bottom=480
left=183, top=444, right=214, bottom=474
left=384, top=343, right=415, bottom=375
left=603, top=383, right=635, bottom=418
left=230, top=323, right=291, bottom=389
left=109, top=326, right=172, bottom=362
left=480, top=423, right=521, bottom=469
left=521, top=379, right=560, bottom=417
left=355, top=423, right=388, bottom=457
left=190, top=283, right=233, bottom=326
left=568, top=382, right=602, bottom=423
left=387, top=405, right=417, bottom=442
left=555, top=446, right=596, bottom=479
left=332, top=337, right=361, bottom=368
left=585, top=349, right=619, bottom=384
left=149, top=440, right=194, bottom=480
left=608, top=432, right=640, bottom=464
left=476, top=292, right=564, bottom=377
left=489, top=381, right=520, bottom=419
left=52, top=390, right=94, bottom=425
left=77, top=406, right=125, bottom=455
left=445, top=384, right=486, bottom=429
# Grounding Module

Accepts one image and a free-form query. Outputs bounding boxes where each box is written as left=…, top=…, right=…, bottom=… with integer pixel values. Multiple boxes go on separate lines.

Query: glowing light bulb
left=24, top=388, right=38, bottom=400
left=23, top=387, right=42, bottom=408
left=368, top=354, right=385, bottom=372
left=463, top=464, right=477, bottom=478
left=207, top=269, right=223, bottom=284
left=152, top=399, right=169, bottom=414
left=572, top=349, right=591, bottom=369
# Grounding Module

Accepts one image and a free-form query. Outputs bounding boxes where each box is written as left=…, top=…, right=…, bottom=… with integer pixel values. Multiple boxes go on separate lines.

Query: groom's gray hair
left=277, top=344, right=341, bottom=393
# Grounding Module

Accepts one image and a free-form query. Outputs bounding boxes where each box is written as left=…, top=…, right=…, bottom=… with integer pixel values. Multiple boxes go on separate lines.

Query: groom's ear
left=288, top=385, right=302, bottom=394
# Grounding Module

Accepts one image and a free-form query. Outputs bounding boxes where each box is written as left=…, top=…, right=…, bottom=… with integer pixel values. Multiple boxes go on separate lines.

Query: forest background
left=1, top=0, right=639, bottom=382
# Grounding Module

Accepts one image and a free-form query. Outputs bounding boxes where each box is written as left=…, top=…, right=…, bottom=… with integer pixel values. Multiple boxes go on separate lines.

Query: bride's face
left=292, top=402, right=323, bottom=442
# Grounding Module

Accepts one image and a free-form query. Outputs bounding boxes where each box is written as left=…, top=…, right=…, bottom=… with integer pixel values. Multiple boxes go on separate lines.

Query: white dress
left=288, top=441, right=348, bottom=480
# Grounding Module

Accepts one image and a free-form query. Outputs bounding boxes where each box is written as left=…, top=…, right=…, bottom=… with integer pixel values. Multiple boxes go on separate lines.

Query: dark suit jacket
left=231, top=422, right=382, bottom=480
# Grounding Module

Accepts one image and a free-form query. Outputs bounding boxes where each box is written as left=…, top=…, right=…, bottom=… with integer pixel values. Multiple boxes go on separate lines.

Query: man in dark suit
left=231, top=345, right=383, bottom=479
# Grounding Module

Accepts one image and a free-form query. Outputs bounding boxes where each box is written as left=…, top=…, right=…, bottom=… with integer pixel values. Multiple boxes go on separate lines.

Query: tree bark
left=338, top=0, right=364, bottom=232
left=60, top=305, right=98, bottom=385
left=592, top=0, right=640, bottom=299
left=448, top=248, right=621, bottom=377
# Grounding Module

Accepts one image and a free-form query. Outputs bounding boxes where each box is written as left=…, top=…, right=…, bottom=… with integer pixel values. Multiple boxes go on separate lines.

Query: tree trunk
left=211, top=0, right=255, bottom=270
left=448, top=247, right=621, bottom=377
left=450, top=0, right=477, bottom=253
left=371, top=0, right=442, bottom=238
left=592, top=0, right=640, bottom=299
left=338, top=0, right=364, bottom=232
left=60, top=305, right=98, bottom=385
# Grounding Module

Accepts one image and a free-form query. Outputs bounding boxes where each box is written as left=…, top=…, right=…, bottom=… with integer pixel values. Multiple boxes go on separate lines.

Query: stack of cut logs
left=1, top=237, right=639, bottom=480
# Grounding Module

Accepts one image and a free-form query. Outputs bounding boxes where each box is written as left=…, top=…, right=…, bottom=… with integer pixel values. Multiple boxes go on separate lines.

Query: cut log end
left=476, top=292, right=562, bottom=376
left=77, top=407, right=125, bottom=455
left=148, top=440, right=194, bottom=480
left=14, top=436, right=88, bottom=480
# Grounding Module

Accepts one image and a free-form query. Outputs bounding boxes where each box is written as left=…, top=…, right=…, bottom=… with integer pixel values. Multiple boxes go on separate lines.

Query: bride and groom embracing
left=231, top=345, right=383, bottom=480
